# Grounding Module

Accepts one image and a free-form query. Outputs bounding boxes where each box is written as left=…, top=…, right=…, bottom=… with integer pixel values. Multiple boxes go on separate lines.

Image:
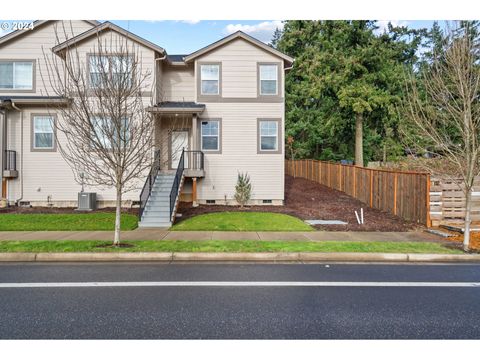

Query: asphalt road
left=0, top=262, right=479, bottom=339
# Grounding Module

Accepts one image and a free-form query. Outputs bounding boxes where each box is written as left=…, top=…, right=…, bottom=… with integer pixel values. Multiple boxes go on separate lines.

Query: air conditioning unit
left=77, top=192, right=97, bottom=211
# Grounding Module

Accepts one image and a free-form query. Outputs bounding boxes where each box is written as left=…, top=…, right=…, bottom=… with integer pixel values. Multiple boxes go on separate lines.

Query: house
left=0, top=20, right=293, bottom=227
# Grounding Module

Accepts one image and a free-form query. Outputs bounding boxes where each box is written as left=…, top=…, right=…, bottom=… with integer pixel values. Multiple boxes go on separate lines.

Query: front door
left=171, top=130, right=189, bottom=169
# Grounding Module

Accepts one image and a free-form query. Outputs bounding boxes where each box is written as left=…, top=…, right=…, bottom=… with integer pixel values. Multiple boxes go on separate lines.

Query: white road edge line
left=0, top=281, right=479, bottom=288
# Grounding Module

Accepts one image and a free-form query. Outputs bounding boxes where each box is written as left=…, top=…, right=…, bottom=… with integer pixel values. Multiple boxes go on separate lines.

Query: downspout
left=0, top=107, right=6, bottom=199
left=11, top=102, right=24, bottom=205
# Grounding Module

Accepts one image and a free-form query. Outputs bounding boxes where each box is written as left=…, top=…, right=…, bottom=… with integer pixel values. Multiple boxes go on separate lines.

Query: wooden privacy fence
left=286, top=159, right=431, bottom=226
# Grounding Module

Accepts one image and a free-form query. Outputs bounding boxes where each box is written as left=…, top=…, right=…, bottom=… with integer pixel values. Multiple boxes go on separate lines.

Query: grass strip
left=172, top=212, right=313, bottom=231
left=0, top=213, right=138, bottom=231
left=0, top=240, right=460, bottom=254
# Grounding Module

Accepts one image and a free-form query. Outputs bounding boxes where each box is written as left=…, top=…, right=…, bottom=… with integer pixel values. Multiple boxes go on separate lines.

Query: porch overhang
left=147, top=101, right=205, bottom=115
left=0, top=96, right=70, bottom=108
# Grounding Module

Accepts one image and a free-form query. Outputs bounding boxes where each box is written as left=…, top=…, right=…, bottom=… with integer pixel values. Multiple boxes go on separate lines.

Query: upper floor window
left=91, top=117, right=130, bottom=149
left=33, top=115, right=55, bottom=150
left=0, top=61, right=34, bottom=90
left=200, top=64, right=220, bottom=95
left=89, top=55, right=132, bottom=89
left=259, top=120, right=278, bottom=151
left=259, top=64, right=278, bottom=95
left=201, top=120, right=220, bottom=151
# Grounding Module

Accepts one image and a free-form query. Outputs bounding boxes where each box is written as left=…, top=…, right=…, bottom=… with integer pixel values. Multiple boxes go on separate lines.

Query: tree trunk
left=464, top=188, right=472, bottom=252
left=355, top=112, right=364, bottom=167
left=382, top=143, right=387, bottom=164
left=113, top=187, right=122, bottom=246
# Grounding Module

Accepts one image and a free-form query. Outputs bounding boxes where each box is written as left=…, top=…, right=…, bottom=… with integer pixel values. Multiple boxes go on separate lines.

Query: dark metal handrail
left=139, top=149, right=161, bottom=220
left=3, top=150, right=16, bottom=171
left=169, top=149, right=185, bottom=221
left=184, top=150, right=204, bottom=170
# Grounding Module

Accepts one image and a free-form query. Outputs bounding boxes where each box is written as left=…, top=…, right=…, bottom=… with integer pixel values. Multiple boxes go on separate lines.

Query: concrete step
left=152, top=185, right=174, bottom=191
left=138, top=221, right=172, bottom=228
left=146, top=195, right=169, bottom=202
left=143, top=208, right=170, bottom=215
left=143, top=210, right=170, bottom=220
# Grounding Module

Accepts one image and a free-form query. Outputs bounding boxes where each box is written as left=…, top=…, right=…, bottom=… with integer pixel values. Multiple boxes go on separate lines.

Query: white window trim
left=200, top=64, right=220, bottom=96
left=33, top=116, right=55, bottom=150
left=259, top=64, right=278, bottom=96
left=88, top=55, right=133, bottom=89
left=0, top=60, right=34, bottom=91
left=201, top=120, right=220, bottom=152
left=92, top=116, right=130, bottom=149
left=259, top=120, right=278, bottom=152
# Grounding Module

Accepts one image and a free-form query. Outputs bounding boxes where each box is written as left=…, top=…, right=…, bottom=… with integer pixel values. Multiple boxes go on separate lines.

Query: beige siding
left=0, top=21, right=95, bottom=97
left=161, top=64, right=195, bottom=102
left=6, top=107, right=141, bottom=205
left=195, top=38, right=284, bottom=98
left=197, top=102, right=285, bottom=202
left=68, top=29, right=157, bottom=94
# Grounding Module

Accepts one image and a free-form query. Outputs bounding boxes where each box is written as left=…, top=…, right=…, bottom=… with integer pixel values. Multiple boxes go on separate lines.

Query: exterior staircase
left=139, top=173, right=176, bottom=228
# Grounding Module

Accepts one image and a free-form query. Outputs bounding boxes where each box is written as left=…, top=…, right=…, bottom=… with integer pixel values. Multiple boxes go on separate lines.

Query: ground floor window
left=259, top=120, right=278, bottom=151
left=201, top=120, right=220, bottom=152
left=32, top=115, right=55, bottom=151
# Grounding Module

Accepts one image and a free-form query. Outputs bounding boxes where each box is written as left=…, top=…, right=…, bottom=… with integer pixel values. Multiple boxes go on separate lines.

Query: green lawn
left=172, top=212, right=313, bottom=231
left=0, top=240, right=460, bottom=254
left=0, top=213, right=138, bottom=231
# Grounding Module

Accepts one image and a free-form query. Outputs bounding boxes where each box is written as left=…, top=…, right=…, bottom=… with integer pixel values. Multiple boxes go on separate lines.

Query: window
left=259, top=64, right=278, bottom=95
left=111, top=56, right=132, bottom=87
left=259, top=120, right=278, bottom=151
left=201, top=120, right=219, bottom=151
left=89, top=56, right=109, bottom=88
left=200, top=64, right=220, bottom=95
left=0, top=61, right=33, bottom=90
left=89, top=55, right=132, bottom=89
left=33, top=115, right=54, bottom=150
left=92, top=117, right=130, bottom=149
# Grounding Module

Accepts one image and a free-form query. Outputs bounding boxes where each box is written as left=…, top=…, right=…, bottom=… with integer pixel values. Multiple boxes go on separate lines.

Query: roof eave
left=184, top=31, right=294, bottom=65
left=0, top=20, right=100, bottom=47
left=52, top=22, right=165, bottom=55
left=147, top=106, right=205, bottom=114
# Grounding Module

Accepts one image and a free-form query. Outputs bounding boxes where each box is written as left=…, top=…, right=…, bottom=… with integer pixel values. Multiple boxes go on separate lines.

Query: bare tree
left=41, top=23, right=189, bottom=245
left=403, top=22, right=480, bottom=251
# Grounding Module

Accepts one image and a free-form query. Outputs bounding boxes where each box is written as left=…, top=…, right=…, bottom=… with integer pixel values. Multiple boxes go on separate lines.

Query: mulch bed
left=177, top=175, right=420, bottom=232
left=446, top=232, right=480, bottom=252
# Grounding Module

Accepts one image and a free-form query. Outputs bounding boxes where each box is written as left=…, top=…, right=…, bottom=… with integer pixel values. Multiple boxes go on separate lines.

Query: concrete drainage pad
left=305, top=220, right=348, bottom=225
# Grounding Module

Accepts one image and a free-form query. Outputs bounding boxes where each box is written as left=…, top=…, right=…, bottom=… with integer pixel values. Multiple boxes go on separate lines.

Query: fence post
left=370, top=169, right=373, bottom=207
left=339, top=164, right=342, bottom=191
left=394, top=173, right=398, bottom=215
left=328, top=163, right=331, bottom=187
left=426, top=174, right=431, bottom=228
left=353, top=166, right=357, bottom=198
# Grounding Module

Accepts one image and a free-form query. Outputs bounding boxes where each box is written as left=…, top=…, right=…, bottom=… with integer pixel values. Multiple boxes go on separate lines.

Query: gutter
left=0, top=108, right=5, bottom=198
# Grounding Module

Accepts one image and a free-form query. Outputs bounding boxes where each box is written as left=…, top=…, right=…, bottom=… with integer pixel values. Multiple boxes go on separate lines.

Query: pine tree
left=234, top=172, right=252, bottom=208
left=269, top=27, right=283, bottom=49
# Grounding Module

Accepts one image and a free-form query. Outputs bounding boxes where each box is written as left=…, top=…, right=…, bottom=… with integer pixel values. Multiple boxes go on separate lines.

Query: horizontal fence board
left=286, top=160, right=429, bottom=226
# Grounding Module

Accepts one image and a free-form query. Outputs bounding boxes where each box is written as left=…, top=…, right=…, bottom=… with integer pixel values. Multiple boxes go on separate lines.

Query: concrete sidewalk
left=0, top=230, right=442, bottom=242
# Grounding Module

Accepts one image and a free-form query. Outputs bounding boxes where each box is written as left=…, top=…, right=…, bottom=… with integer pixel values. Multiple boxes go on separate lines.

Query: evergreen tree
left=269, top=27, right=283, bottom=49
left=276, top=20, right=426, bottom=164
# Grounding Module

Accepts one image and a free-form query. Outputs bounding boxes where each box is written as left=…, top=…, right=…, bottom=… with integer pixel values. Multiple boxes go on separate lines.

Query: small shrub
left=234, top=172, right=252, bottom=208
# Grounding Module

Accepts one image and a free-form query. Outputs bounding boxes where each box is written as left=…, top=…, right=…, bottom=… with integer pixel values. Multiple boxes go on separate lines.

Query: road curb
left=1, top=252, right=480, bottom=263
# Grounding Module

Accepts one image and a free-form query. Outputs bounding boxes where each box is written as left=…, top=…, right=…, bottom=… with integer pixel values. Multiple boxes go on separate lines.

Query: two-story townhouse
left=0, top=20, right=293, bottom=227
